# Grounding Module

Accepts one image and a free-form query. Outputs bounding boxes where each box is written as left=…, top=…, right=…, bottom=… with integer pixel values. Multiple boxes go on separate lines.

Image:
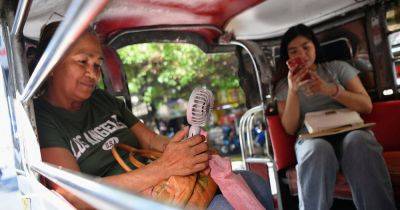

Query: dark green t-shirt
left=34, top=89, right=140, bottom=177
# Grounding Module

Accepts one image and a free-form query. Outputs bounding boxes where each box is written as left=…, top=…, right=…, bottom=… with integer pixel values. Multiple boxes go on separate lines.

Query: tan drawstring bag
left=111, top=143, right=217, bottom=209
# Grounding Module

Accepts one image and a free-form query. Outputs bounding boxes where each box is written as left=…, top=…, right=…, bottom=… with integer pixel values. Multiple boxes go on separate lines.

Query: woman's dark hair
left=29, top=21, right=99, bottom=73
left=28, top=21, right=60, bottom=74
left=279, top=24, right=323, bottom=75
left=37, top=21, right=61, bottom=58
left=29, top=21, right=99, bottom=96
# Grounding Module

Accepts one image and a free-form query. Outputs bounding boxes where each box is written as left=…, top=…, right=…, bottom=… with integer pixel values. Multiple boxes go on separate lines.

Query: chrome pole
left=238, top=105, right=263, bottom=169
left=229, top=40, right=264, bottom=103
left=6, top=0, right=32, bottom=96
left=238, top=110, right=249, bottom=170
left=31, top=162, right=178, bottom=210
left=246, top=114, right=255, bottom=156
left=11, top=0, right=32, bottom=36
left=20, top=0, right=109, bottom=103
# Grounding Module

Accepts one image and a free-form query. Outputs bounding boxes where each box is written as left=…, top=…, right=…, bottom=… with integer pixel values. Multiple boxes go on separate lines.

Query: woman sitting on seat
left=33, top=22, right=274, bottom=210
left=276, top=24, right=395, bottom=210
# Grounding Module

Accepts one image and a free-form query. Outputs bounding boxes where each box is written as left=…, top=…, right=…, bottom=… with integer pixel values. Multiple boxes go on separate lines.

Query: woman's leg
left=207, top=170, right=274, bottom=210
left=340, top=130, right=396, bottom=210
left=295, top=138, right=338, bottom=210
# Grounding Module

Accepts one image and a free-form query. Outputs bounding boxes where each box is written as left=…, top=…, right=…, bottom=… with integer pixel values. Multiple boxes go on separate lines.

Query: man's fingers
left=171, top=127, right=189, bottom=142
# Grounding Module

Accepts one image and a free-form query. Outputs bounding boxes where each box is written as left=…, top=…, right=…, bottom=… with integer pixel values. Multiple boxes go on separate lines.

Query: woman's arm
left=130, top=122, right=170, bottom=152
left=41, top=148, right=96, bottom=209
left=308, top=71, right=372, bottom=114
left=278, top=68, right=311, bottom=135
left=331, top=76, right=372, bottom=114
left=278, top=91, right=301, bottom=135
left=42, top=147, right=168, bottom=209
left=41, top=129, right=208, bottom=209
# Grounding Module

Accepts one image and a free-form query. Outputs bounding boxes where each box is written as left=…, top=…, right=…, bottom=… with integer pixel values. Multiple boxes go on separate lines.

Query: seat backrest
left=266, top=115, right=296, bottom=171
left=267, top=100, right=400, bottom=171
left=362, top=100, right=400, bottom=151
left=320, top=38, right=353, bottom=62
left=102, top=47, right=125, bottom=93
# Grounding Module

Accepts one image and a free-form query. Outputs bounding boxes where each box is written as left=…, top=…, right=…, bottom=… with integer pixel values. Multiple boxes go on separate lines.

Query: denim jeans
left=295, top=129, right=396, bottom=210
left=207, top=170, right=274, bottom=210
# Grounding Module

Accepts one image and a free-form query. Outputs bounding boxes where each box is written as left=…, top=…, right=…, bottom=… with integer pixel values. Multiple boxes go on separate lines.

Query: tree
left=117, top=43, right=240, bottom=108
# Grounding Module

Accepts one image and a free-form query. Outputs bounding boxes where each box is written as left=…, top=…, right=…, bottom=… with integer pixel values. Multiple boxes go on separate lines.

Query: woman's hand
left=287, top=65, right=311, bottom=94
left=306, top=71, right=337, bottom=96
left=156, top=127, right=209, bottom=178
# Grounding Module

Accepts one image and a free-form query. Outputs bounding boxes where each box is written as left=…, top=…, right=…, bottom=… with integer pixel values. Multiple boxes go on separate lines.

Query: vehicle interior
left=1, top=0, right=400, bottom=209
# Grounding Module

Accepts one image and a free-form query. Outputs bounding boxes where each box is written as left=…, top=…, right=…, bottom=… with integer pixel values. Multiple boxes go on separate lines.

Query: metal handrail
left=108, top=25, right=223, bottom=46
left=238, top=113, right=248, bottom=169
left=31, top=162, right=178, bottom=210
left=229, top=41, right=264, bottom=102
left=245, top=157, right=272, bottom=164
left=238, top=105, right=284, bottom=210
left=20, top=0, right=109, bottom=103
left=11, top=0, right=32, bottom=36
left=238, top=105, right=263, bottom=169
left=245, top=114, right=255, bottom=156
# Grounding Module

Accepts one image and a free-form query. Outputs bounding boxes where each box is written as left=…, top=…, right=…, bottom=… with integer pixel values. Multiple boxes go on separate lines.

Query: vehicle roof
left=226, top=0, right=376, bottom=40
left=24, top=0, right=264, bottom=43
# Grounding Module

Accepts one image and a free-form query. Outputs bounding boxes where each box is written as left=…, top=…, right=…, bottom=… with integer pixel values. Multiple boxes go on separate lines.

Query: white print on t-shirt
left=70, top=114, right=128, bottom=159
left=102, top=137, right=119, bottom=150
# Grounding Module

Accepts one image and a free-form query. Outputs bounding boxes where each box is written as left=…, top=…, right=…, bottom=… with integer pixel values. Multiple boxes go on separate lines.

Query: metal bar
left=238, top=110, right=249, bottom=170
left=0, top=62, right=23, bottom=210
left=1, top=18, right=25, bottom=172
left=11, top=0, right=32, bottom=36
left=5, top=4, right=30, bottom=98
left=20, top=0, right=109, bottom=103
left=108, top=25, right=223, bottom=46
left=31, top=162, right=178, bottom=210
left=246, top=114, right=255, bottom=156
left=271, top=161, right=283, bottom=210
left=244, top=157, right=271, bottom=164
left=238, top=105, right=263, bottom=169
left=229, top=41, right=264, bottom=103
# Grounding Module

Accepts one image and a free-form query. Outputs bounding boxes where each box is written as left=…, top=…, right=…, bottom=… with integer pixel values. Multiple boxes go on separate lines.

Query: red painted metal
left=102, top=47, right=124, bottom=92
left=96, top=0, right=263, bottom=43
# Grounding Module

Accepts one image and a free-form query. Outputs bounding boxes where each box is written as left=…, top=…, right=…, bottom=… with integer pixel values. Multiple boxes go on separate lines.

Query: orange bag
left=111, top=144, right=217, bottom=209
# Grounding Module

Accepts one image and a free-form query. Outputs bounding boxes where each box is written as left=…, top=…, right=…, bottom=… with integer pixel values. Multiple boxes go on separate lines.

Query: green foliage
left=117, top=43, right=239, bottom=107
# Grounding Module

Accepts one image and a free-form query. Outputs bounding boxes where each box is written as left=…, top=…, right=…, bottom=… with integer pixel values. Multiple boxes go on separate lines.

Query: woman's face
left=50, top=32, right=103, bottom=102
left=287, top=35, right=316, bottom=68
